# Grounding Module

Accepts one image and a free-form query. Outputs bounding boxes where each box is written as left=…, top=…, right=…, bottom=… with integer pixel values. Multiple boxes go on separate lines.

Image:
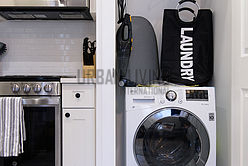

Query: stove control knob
left=23, top=84, right=31, bottom=93
left=166, top=90, right=177, bottom=102
left=44, top=84, right=52, bottom=93
left=34, top=84, right=42, bottom=93
left=12, top=84, right=20, bottom=93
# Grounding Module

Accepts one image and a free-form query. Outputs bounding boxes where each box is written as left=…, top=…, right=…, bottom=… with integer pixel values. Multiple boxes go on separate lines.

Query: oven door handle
left=22, top=97, right=61, bottom=106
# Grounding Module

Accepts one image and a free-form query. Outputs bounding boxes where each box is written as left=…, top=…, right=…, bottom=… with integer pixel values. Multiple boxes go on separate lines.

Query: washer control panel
left=126, top=87, right=213, bottom=111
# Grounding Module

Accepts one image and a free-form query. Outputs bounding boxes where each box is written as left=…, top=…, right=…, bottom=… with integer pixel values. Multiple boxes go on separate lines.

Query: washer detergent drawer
left=63, top=109, right=95, bottom=166
left=62, top=84, right=95, bottom=108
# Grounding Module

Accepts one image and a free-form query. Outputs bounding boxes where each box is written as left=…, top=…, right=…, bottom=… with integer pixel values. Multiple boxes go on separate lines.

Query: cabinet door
left=63, top=109, right=95, bottom=166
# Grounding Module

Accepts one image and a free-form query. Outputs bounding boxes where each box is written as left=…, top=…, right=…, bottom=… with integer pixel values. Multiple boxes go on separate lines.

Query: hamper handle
left=178, top=0, right=196, bottom=5
left=178, top=7, right=196, bottom=18
left=176, top=0, right=200, bottom=10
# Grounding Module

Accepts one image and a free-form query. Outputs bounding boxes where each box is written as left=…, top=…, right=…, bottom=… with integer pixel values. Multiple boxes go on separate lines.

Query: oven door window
left=134, top=108, right=210, bottom=166
left=22, top=107, right=55, bottom=166
left=1, top=107, right=56, bottom=166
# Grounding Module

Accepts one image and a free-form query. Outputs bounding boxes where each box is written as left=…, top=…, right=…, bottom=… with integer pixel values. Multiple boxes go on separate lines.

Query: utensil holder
left=83, top=54, right=96, bottom=78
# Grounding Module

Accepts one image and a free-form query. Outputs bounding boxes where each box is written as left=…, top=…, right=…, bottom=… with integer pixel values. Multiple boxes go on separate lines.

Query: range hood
left=0, top=0, right=95, bottom=20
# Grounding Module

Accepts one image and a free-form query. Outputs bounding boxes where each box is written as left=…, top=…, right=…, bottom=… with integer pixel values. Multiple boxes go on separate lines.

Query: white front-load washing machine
left=125, top=86, right=216, bottom=166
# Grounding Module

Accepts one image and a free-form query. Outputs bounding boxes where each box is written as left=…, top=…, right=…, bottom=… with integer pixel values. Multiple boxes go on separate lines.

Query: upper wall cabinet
left=0, top=0, right=96, bottom=20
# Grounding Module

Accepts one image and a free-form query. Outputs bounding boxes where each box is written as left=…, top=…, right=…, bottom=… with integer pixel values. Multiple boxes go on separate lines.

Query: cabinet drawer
left=62, top=84, right=95, bottom=108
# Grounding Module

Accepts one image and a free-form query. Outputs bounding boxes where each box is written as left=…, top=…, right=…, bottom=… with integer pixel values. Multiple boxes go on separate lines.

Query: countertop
left=60, top=78, right=96, bottom=84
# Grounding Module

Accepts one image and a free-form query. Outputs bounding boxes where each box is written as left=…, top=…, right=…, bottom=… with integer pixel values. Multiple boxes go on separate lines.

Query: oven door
left=0, top=97, right=61, bottom=166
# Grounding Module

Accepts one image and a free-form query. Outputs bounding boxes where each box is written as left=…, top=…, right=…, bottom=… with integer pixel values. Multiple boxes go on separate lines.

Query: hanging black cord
left=117, top=0, right=126, bottom=24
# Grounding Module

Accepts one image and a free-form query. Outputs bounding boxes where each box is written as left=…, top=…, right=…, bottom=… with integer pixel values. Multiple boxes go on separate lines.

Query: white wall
left=205, top=0, right=232, bottom=166
left=96, top=0, right=116, bottom=166
left=0, top=21, right=96, bottom=76
left=126, top=0, right=177, bottom=55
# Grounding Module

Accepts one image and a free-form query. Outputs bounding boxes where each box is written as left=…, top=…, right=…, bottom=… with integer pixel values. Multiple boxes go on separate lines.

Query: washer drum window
left=134, top=108, right=210, bottom=166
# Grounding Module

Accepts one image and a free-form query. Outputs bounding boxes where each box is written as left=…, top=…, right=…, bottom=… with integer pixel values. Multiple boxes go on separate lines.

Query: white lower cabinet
left=62, top=108, right=95, bottom=166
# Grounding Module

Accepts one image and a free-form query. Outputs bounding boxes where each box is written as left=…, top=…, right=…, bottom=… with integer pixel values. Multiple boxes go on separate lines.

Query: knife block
left=83, top=54, right=96, bottom=78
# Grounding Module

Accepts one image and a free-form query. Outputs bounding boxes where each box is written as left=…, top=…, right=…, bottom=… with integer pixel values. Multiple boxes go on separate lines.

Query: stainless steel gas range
left=0, top=76, right=62, bottom=166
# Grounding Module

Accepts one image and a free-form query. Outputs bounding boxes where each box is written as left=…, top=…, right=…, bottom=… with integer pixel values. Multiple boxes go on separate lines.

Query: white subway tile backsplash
left=0, top=20, right=96, bottom=76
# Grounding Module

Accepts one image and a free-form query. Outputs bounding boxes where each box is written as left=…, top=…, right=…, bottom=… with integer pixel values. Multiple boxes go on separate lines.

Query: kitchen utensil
left=88, top=40, right=96, bottom=65
left=0, top=42, right=7, bottom=55
left=83, top=37, right=90, bottom=65
left=83, top=38, right=96, bottom=65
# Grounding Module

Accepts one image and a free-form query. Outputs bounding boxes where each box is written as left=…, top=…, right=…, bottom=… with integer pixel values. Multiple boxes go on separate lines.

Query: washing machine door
left=134, top=108, right=210, bottom=166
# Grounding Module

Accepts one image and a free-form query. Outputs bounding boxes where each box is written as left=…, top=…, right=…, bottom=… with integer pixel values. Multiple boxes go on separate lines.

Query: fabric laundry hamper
left=161, top=8, right=213, bottom=86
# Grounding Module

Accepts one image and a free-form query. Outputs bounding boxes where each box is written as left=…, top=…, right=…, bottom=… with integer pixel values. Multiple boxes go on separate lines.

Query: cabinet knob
left=75, top=93, right=81, bottom=98
left=65, top=113, right=70, bottom=118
